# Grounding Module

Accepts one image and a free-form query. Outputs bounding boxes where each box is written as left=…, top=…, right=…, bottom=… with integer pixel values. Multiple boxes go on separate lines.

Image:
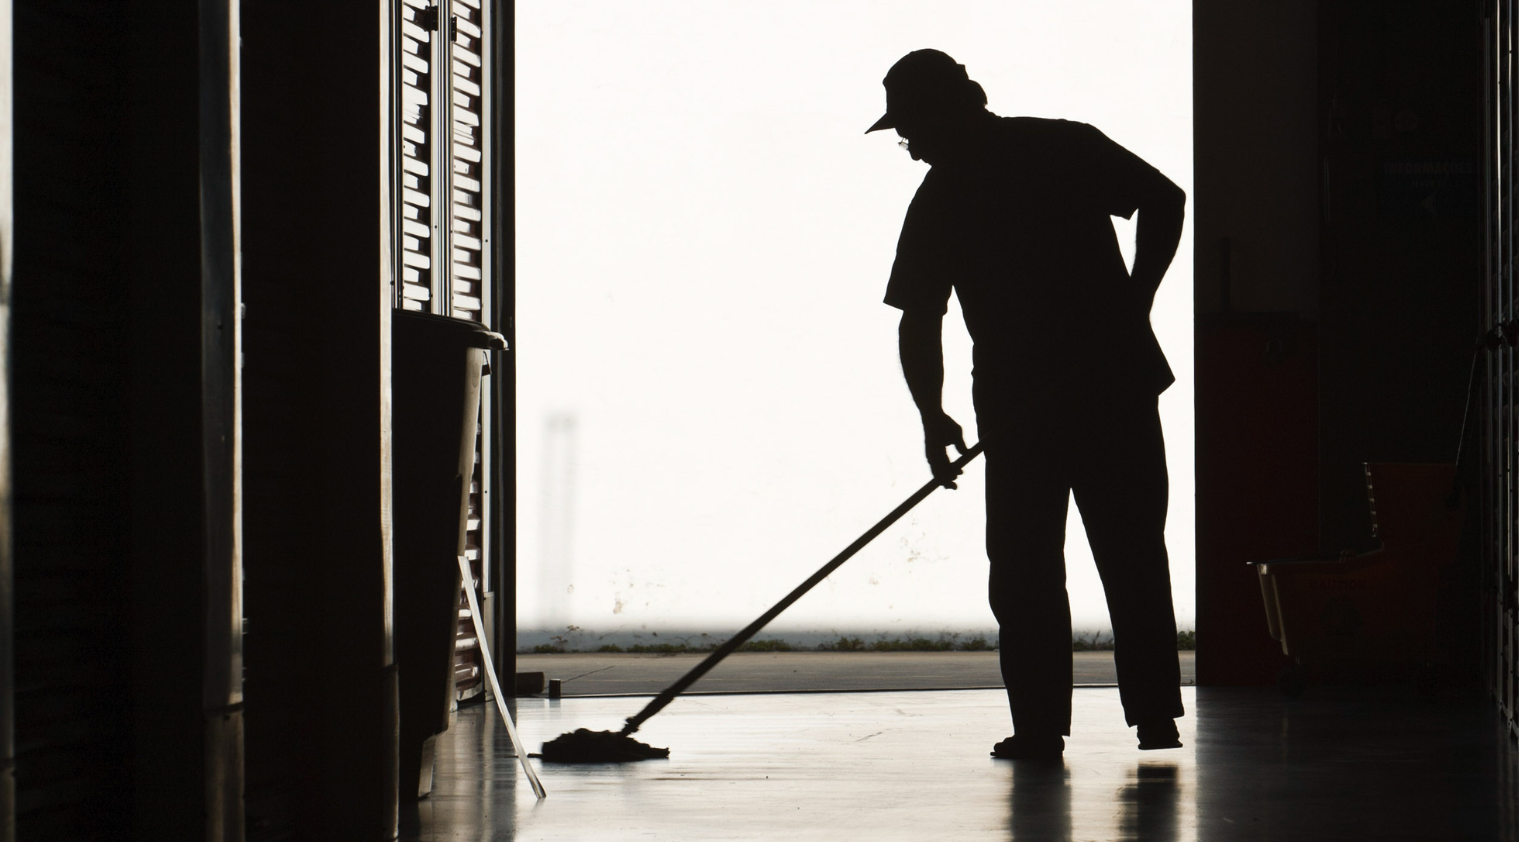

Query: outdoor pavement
left=515, top=650, right=1196, bottom=696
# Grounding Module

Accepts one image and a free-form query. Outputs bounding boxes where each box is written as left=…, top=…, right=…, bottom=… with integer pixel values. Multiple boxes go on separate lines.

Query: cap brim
left=865, top=113, right=894, bottom=134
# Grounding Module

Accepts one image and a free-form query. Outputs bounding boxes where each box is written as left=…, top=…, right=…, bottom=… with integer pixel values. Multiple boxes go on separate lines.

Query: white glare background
left=515, top=1, right=1193, bottom=648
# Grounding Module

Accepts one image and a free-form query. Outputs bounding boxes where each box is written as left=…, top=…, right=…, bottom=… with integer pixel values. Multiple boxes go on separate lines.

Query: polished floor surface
left=517, top=650, right=1196, bottom=695
left=401, top=686, right=1519, bottom=841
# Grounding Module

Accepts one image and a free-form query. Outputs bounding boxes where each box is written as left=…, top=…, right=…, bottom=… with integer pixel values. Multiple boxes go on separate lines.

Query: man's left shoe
left=1136, top=719, right=1182, bottom=750
left=990, top=734, right=1064, bottom=760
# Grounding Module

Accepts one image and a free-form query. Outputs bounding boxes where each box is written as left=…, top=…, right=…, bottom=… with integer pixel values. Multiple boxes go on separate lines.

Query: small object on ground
left=990, top=734, right=1064, bottom=760
left=1136, top=719, right=1182, bottom=750
left=516, top=671, right=546, bottom=695
left=536, top=729, right=670, bottom=763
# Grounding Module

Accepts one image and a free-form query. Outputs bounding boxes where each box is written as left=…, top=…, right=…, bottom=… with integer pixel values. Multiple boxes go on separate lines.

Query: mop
left=537, top=443, right=984, bottom=763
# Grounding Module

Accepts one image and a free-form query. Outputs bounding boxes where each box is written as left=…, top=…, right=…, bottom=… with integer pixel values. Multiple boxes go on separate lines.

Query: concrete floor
left=401, top=684, right=1519, bottom=841
left=517, top=650, right=1196, bottom=695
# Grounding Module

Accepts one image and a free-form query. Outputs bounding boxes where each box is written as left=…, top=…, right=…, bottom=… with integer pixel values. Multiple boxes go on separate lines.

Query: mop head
left=534, top=728, right=670, bottom=763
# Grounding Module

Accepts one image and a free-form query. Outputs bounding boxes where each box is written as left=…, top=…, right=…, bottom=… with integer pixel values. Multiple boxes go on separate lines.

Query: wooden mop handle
left=458, top=555, right=546, bottom=798
left=620, top=442, right=984, bottom=736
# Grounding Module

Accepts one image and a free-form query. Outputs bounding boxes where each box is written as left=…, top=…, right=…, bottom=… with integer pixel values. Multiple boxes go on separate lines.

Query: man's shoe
left=1136, top=719, right=1182, bottom=750
left=990, top=734, right=1064, bottom=760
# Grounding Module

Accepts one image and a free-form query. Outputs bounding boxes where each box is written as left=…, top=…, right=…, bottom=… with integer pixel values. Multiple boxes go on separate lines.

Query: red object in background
left=1253, top=463, right=1462, bottom=692
left=1195, top=317, right=1321, bottom=685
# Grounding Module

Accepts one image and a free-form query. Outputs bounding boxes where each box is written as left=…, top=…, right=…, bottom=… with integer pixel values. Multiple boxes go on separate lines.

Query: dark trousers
left=977, top=390, right=1184, bottom=735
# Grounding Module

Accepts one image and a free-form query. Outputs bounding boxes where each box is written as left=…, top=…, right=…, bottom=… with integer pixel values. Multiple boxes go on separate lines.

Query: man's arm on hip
left=1129, top=176, right=1186, bottom=312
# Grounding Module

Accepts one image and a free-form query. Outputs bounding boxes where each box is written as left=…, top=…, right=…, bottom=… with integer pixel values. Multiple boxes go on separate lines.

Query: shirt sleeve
left=883, top=176, right=954, bottom=315
left=1079, top=123, right=1172, bottom=220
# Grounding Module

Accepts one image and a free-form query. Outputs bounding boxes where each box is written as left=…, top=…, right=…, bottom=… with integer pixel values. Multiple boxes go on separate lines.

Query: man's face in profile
left=892, top=108, right=954, bottom=164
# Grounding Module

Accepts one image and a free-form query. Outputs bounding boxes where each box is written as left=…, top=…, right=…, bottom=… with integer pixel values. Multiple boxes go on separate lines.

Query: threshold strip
left=527, top=683, right=1126, bottom=700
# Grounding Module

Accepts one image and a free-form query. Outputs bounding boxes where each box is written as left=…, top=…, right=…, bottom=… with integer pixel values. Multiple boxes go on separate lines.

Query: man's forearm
left=1129, top=183, right=1186, bottom=308
left=898, top=312, right=946, bottom=419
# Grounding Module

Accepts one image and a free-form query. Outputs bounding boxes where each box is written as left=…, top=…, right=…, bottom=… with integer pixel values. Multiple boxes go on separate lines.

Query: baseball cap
left=865, top=49, right=978, bottom=134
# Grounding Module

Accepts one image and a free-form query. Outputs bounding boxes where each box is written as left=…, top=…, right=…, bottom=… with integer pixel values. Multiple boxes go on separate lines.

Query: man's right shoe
left=990, top=734, right=1064, bottom=760
left=1136, top=718, right=1182, bottom=750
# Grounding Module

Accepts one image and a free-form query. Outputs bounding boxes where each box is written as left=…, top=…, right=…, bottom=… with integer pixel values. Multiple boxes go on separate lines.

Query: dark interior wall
left=238, top=9, right=319, bottom=826
left=1315, top=2, right=1482, bottom=553
left=1194, top=1, right=1484, bottom=685
left=10, top=2, right=131, bottom=836
left=12, top=1, right=244, bottom=837
left=241, top=3, right=396, bottom=838
left=1195, top=1, right=1322, bottom=319
left=1315, top=0, right=1483, bottom=680
left=1318, top=1, right=1482, bottom=680
left=1194, top=0, right=1324, bottom=685
left=122, top=0, right=226, bottom=837
left=11, top=0, right=406, bottom=836
left=11, top=0, right=399, bottom=835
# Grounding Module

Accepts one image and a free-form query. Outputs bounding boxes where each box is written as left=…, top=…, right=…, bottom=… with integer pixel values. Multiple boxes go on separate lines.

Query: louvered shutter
left=449, top=0, right=492, bottom=701
left=446, top=0, right=488, bottom=321
left=395, top=0, right=494, bottom=701
left=399, top=0, right=438, bottom=312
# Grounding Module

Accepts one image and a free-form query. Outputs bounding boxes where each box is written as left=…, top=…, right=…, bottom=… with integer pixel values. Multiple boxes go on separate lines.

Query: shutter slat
left=456, top=17, right=482, bottom=39
left=453, top=45, right=482, bottom=68
left=452, top=75, right=481, bottom=98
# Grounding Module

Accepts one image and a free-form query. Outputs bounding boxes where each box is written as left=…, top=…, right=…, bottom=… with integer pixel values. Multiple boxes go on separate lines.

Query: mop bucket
left=1251, top=463, right=1463, bottom=695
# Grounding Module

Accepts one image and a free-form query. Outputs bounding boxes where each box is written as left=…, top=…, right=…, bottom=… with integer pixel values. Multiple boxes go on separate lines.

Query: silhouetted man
left=868, top=49, right=1186, bottom=758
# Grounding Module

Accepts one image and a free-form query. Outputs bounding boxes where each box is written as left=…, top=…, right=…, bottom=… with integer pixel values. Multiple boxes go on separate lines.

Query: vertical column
left=199, top=0, right=244, bottom=836
left=240, top=2, right=397, bottom=837
left=0, top=0, right=13, bottom=837
left=123, top=0, right=244, bottom=839
left=490, top=0, right=516, bottom=687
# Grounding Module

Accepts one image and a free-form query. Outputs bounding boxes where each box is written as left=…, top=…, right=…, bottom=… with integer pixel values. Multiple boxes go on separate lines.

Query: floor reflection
left=1116, top=762, right=1179, bottom=842
left=401, top=698, right=520, bottom=842
left=1007, top=761, right=1071, bottom=841
left=400, top=687, right=1517, bottom=841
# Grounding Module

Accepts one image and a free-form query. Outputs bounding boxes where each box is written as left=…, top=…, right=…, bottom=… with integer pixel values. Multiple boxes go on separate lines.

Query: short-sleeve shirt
left=884, top=117, right=1175, bottom=400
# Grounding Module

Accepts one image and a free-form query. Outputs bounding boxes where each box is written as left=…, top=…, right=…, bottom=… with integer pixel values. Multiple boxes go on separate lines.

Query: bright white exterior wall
left=516, top=1, right=1193, bottom=647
